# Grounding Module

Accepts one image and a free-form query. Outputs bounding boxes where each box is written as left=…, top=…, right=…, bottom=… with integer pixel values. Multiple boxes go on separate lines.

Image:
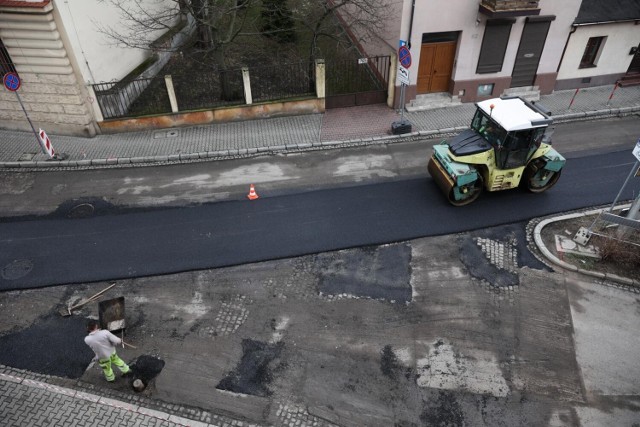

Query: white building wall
left=55, top=0, right=179, bottom=84
left=557, top=22, right=639, bottom=81
left=406, top=0, right=478, bottom=85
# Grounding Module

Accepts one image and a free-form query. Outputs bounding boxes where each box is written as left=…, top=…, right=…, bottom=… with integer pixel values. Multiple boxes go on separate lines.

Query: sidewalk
left=0, top=367, right=251, bottom=427
left=0, top=84, right=639, bottom=168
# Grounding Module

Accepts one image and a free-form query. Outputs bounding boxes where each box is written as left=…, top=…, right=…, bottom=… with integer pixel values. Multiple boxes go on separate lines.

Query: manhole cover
left=68, top=203, right=95, bottom=218
left=2, top=259, right=33, bottom=280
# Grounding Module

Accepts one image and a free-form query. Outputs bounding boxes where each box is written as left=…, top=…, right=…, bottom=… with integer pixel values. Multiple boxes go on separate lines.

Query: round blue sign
left=398, top=46, right=412, bottom=68
left=3, top=72, right=20, bottom=92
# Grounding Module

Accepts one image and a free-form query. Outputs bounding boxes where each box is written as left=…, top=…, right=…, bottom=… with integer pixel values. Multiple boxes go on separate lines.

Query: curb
left=2, top=106, right=638, bottom=170
left=532, top=204, right=640, bottom=287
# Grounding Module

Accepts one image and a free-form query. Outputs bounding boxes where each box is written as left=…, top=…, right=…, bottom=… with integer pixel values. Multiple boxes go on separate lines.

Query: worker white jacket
left=85, top=329, right=121, bottom=360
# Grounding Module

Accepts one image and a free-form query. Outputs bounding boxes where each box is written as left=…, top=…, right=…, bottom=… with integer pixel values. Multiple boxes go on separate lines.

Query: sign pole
left=400, top=84, right=406, bottom=123
left=14, top=90, right=48, bottom=156
left=3, top=72, right=62, bottom=159
left=391, top=44, right=413, bottom=135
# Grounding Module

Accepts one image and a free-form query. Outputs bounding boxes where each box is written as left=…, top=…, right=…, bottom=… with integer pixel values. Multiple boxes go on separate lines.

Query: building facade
left=389, top=0, right=584, bottom=104
left=0, top=0, right=178, bottom=136
left=555, top=0, right=640, bottom=90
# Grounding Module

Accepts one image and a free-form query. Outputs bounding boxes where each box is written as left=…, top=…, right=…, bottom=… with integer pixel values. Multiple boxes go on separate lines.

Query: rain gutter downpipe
left=407, top=0, right=416, bottom=49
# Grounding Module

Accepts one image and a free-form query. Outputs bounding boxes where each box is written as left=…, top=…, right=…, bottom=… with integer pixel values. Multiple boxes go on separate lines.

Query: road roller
left=427, top=96, right=566, bottom=206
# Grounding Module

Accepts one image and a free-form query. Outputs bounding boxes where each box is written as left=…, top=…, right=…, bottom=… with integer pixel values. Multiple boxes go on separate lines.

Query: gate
left=325, top=56, right=390, bottom=109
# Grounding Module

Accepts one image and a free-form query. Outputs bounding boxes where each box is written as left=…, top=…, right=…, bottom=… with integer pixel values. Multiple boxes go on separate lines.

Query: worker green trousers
left=98, top=353, right=130, bottom=382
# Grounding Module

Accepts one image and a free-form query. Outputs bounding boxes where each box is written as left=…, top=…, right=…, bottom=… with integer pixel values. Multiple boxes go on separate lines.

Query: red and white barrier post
left=38, top=128, right=56, bottom=159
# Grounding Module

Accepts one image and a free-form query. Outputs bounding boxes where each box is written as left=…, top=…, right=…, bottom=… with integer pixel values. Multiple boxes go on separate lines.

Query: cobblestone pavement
left=0, top=368, right=260, bottom=427
left=0, top=85, right=638, bottom=168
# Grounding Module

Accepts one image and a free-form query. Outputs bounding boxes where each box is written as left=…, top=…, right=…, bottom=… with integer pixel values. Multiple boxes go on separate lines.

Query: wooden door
left=417, top=42, right=456, bottom=94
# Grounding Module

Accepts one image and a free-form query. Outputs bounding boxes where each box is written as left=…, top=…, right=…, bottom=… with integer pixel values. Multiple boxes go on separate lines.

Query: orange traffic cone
left=247, top=184, right=259, bottom=200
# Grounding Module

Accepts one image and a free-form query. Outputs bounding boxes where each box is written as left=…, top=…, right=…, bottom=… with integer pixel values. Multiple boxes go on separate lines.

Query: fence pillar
left=315, top=59, right=325, bottom=99
left=164, top=75, right=179, bottom=113
left=387, top=52, right=397, bottom=108
left=242, top=67, right=253, bottom=105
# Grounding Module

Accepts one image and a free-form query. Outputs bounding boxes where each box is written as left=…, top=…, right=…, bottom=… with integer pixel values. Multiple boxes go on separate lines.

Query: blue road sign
left=398, top=46, right=412, bottom=69
left=3, top=72, right=20, bottom=92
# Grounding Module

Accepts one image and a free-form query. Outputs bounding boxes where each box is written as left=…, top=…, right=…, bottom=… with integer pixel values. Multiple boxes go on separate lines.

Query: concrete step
left=501, top=86, right=540, bottom=102
left=617, top=73, right=640, bottom=87
left=405, top=92, right=462, bottom=112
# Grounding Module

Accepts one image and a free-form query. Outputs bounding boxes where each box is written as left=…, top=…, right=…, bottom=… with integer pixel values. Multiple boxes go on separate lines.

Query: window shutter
left=477, top=19, right=514, bottom=74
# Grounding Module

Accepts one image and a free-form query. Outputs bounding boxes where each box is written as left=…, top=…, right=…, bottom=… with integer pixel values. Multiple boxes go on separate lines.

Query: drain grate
left=2, top=259, right=33, bottom=280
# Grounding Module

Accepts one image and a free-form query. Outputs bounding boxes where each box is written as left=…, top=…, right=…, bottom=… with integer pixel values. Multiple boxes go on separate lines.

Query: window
left=477, top=83, right=494, bottom=97
left=472, top=111, right=506, bottom=147
left=579, top=36, right=605, bottom=68
left=477, top=19, right=515, bottom=74
left=0, top=38, right=17, bottom=77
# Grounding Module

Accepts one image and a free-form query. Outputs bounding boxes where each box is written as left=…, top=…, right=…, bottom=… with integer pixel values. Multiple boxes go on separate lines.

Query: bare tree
left=97, top=0, right=392, bottom=97
left=98, top=0, right=391, bottom=63
left=291, top=0, right=391, bottom=63
left=97, top=0, right=261, bottom=99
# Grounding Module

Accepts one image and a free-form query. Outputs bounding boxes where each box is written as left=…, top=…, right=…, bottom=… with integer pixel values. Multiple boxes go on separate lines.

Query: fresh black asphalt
left=0, top=149, right=637, bottom=290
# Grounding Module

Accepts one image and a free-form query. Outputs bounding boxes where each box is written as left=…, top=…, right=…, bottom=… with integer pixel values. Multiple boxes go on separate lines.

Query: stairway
left=405, top=92, right=462, bottom=112
left=501, top=86, right=540, bottom=101
left=617, top=72, right=640, bottom=87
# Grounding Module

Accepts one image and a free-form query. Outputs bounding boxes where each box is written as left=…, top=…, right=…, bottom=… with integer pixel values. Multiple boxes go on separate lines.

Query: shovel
left=59, top=283, right=117, bottom=317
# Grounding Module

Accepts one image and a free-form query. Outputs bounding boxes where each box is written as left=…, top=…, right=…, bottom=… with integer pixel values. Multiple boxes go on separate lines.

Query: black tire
left=523, top=161, right=562, bottom=193
left=447, top=176, right=483, bottom=206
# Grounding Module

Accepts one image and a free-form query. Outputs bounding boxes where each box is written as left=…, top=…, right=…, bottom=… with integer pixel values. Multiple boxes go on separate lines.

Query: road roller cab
left=427, top=96, right=566, bottom=206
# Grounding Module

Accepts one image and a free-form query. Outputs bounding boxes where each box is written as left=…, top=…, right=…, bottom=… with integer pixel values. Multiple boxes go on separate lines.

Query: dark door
left=417, top=42, right=456, bottom=94
left=628, top=43, right=640, bottom=73
left=511, top=18, right=552, bottom=88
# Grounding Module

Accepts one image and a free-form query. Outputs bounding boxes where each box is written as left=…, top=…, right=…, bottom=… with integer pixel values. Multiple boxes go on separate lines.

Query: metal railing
left=325, top=55, right=390, bottom=96
left=91, top=57, right=391, bottom=120
left=171, top=68, right=246, bottom=111
left=93, top=76, right=171, bottom=120
left=250, top=62, right=315, bottom=103
left=92, top=61, right=320, bottom=120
